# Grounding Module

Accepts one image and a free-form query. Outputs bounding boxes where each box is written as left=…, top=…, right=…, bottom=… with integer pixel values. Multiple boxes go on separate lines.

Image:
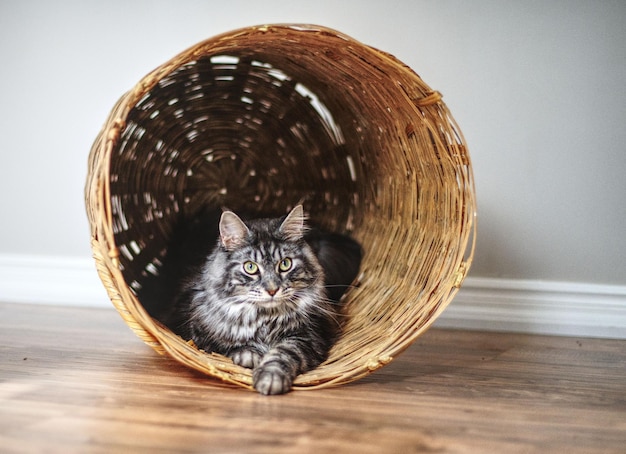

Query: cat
left=146, top=205, right=362, bottom=395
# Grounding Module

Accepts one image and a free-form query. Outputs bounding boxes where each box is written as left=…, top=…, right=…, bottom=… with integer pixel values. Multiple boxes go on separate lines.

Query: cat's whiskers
left=323, top=283, right=360, bottom=291
left=285, top=291, right=344, bottom=329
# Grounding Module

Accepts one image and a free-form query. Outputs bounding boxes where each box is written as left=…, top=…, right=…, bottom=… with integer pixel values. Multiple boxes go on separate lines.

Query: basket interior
left=111, top=53, right=363, bottom=299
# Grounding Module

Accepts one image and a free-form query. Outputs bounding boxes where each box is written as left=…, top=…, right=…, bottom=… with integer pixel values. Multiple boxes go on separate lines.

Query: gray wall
left=1, top=0, right=624, bottom=285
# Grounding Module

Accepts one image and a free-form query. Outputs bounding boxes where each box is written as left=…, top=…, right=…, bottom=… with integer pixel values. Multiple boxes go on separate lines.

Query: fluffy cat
left=149, top=205, right=362, bottom=395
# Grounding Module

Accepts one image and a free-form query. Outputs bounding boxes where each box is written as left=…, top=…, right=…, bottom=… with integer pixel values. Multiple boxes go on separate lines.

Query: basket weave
left=85, top=24, right=476, bottom=390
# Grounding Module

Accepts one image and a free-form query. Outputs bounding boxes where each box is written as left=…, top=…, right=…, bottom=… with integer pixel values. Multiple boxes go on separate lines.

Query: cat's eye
left=243, top=261, right=259, bottom=275
left=278, top=258, right=292, bottom=272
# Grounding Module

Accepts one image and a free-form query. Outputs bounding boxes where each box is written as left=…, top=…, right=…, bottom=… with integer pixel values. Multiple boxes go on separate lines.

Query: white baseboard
left=436, top=277, right=626, bottom=339
left=0, top=254, right=110, bottom=308
left=1, top=254, right=625, bottom=339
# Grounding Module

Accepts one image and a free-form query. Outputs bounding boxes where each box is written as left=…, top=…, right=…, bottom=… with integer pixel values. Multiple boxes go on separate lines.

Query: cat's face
left=216, top=205, right=324, bottom=311
left=228, top=241, right=319, bottom=308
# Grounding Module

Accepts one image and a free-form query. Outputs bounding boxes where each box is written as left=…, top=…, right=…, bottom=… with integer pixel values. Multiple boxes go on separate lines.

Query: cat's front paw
left=230, top=347, right=262, bottom=369
left=253, top=364, right=293, bottom=395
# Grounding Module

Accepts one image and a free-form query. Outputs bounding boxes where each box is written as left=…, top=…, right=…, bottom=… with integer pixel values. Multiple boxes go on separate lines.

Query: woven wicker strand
left=85, top=24, right=476, bottom=390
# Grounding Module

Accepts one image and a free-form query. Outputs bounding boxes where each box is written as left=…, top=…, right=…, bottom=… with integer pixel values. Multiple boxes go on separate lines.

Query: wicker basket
left=85, top=24, right=476, bottom=390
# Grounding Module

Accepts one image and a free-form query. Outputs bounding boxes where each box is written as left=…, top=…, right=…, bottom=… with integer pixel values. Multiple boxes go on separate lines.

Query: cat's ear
left=280, top=205, right=305, bottom=241
left=219, top=211, right=249, bottom=250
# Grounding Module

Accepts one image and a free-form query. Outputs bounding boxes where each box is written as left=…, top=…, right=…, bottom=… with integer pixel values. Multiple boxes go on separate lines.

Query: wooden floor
left=1, top=302, right=624, bottom=453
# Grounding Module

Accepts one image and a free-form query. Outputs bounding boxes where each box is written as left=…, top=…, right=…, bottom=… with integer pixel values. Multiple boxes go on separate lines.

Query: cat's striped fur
left=167, top=205, right=360, bottom=395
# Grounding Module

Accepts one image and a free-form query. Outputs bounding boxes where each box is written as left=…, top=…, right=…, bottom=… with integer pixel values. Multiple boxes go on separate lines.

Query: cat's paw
left=230, top=347, right=262, bottom=369
left=253, top=364, right=293, bottom=395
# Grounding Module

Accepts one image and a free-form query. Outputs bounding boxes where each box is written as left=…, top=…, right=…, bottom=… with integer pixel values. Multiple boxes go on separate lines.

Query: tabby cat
left=152, top=205, right=362, bottom=395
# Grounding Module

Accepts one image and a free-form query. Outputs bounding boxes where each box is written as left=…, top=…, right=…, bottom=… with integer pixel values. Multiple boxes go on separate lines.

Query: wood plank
left=1, top=302, right=625, bottom=453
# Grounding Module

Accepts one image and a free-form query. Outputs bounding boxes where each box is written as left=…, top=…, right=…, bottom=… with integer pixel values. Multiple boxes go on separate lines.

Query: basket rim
left=85, top=23, right=477, bottom=391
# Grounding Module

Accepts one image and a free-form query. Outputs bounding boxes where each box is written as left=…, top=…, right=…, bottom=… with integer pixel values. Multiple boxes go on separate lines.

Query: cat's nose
left=266, top=288, right=278, bottom=297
